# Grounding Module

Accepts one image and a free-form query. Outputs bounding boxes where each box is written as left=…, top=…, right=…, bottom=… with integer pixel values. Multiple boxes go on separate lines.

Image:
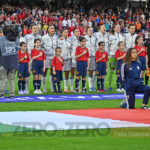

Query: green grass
left=1, top=69, right=150, bottom=150
left=0, top=128, right=150, bottom=150
left=0, top=99, right=145, bottom=112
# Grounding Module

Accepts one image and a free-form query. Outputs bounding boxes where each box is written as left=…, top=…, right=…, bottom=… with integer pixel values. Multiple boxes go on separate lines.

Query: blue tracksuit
left=121, top=60, right=150, bottom=109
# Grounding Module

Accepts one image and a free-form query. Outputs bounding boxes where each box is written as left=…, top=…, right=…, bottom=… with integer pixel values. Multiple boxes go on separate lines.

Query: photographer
left=0, top=25, right=20, bottom=98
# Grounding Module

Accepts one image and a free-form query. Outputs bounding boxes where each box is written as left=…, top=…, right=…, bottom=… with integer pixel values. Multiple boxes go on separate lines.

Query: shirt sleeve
left=43, top=51, right=46, bottom=60
left=95, top=51, right=98, bottom=62
left=51, top=57, right=56, bottom=67
left=58, top=39, right=63, bottom=48
left=121, top=63, right=127, bottom=81
left=31, top=49, right=35, bottom=59
left=108, top=34, right=113, bottom=44
left=115, top=50, right=119, bottom=59
left=62, top=57, right=65, bottom=66
left=75, top=47, right=79, bottom=56
left=17, top=51, right=21, bottom=61
left=41, top=36, right=45, bottom=49
left=27, top=53, right=30, bottom=62
left=106, top=52, right=109, bottom=61
left=134, top=45, right=137, bottom=49
left=86, top=48, right=89, bottom=58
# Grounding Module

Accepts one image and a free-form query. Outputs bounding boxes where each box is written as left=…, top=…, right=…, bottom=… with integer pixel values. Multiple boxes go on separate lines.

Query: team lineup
left=19, top=24, right=147, bottom=93
left=1, top=23, right=150, bottom=109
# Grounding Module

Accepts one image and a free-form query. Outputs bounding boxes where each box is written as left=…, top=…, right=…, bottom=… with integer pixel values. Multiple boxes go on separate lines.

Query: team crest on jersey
left=33, top=70, right=36, bottom=74
left=19, top=73, right=21, bottom=77
left=137, top=66, right=140, bottom=70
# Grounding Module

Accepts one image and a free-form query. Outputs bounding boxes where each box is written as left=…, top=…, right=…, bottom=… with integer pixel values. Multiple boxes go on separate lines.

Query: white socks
left=42, top=76, right=47, bottom=92
left=50, top=76, right=54, bottom=91
left=64, top=79, right=69, bottom=91
left=26, top=77, right=29, bottom=92
left=88, top=77, right=93, bottom=90
left=4, top=79, right=8, bottom=91
left=92, top=72, right=96, bottom=89
left=70, top=78, right=74, bottom=91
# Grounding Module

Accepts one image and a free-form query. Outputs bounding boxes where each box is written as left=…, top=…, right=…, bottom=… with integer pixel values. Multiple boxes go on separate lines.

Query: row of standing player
left=17, top=34, right=147, bottom=94
left=17, top=38, right=106, bottom=94
left=19, top=23, right=147, bottom=94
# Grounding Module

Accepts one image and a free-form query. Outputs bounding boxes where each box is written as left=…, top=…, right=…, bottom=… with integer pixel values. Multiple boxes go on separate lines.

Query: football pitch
left=0, top=70, right=150, bottom=150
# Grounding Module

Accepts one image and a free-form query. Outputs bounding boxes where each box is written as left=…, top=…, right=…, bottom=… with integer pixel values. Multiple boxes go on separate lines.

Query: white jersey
left=20, top=36, right=26, bottom=43
left=41, top=34, right=58, bottom=59
left=69, top=36, right=80, bottom=59
left=24, top=33, right=41, bottom=55
left=124, top=32, right=137, bottom=51
left=85, top=35, right=97, bottom=57
left=109, top=32, right=124, bottom=56
left=94, top=31, right=109, bottom=52
left=58, top=37, right=71, bottom=60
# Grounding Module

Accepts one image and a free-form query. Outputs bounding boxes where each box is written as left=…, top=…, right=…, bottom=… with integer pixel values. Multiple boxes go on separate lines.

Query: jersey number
left=6, top=47, right=16, bottom=54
